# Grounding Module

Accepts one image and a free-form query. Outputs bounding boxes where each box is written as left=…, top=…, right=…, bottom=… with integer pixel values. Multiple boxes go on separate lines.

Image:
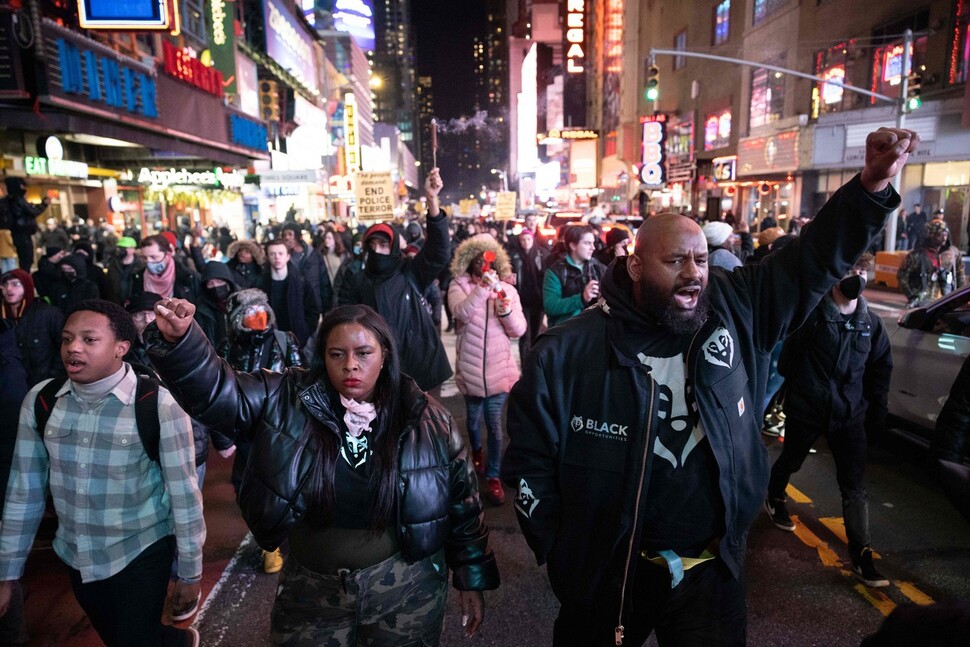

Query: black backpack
left=33, top=368, right=162, bottom=463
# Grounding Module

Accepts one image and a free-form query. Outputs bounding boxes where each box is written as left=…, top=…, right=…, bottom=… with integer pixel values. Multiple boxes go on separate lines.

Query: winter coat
left=340, top=214, right=453, bottom=391
left=220, top=327, right=307, bottom=373
left=449, top=274, right=526, bottom=397
left=8, top=300, right=65, bottom=386
left=0, top=320, right=28, bottom=514
left=779, top=294, right=892, bottom=430
left=542, top=255, right=607, bottom=327
left=146, top=321, right=500, bottom=592
left=897, top=245, right=966, bottom=303
left=257, top=264, right=320, bottom=346
left=38, top=227, right=70, bottom=251
left=502, top=175, right=899, bottom=622
left=195, top=261, right=238, bottom=348
left=0, top=229, right=15, bottom=260
left=226, top=240, right=265, bottom=290
left=131, top=259, right=201, bottom=302
left=106, top=255, right=146, bottom=304
left=290, top=244, right=329, bottom=312
left=509, top=244, right=548, bottom=308
left=49, top=254, right=100, bottom=313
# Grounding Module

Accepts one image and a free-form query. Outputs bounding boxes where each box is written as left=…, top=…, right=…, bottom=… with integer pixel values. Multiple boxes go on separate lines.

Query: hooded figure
left=0, top=268, right=64, bottom=385
left=339, top=221, right=453, bottom=391
left=226, top=240, right=265, bottom=289
left=196, top=261, right=239, bottom=347
left=2, top=177, right=49, bottom=270
left=49, top=253, right=99, bottom=313
left=220, top=288, right=306, bottom=373
left=72, top=239, right=111, bottom=298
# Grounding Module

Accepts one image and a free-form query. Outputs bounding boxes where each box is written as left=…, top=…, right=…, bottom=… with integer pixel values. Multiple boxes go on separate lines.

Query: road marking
left=819, top=517, right=882, bottom=559
left=785, top=484, right=812, bottom=504
left=895, top=581, right=935, bottom=606
left=791, top=515, right=842, bottom=567
left=192, top=532, right=256, bottom=628
left=854, top=583, right=897, bottom=617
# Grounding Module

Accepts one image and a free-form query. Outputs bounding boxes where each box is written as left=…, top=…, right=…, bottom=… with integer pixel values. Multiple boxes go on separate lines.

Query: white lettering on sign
left=211, top=0, right=227, bottom=45
left=640, top=120, right=666, bottom=187
left=137, top=167, right=246, bottom=188
left=267, top=2, right=313, bottom=66
left=565, top=0, right=585, bottom=74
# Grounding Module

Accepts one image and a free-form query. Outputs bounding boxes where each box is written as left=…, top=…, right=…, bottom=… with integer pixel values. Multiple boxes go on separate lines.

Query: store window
left=749, top=67, right=785, bottom=130
left=704, top=109, right=732, bottom=151
left=811, top=42, right=859, bottom=118
left=674, top=30, right=687, bottom=70
left=713, top=0, right=730, bottom=46
left=950, top=0, right=970, bottom=84
left=753, top=0, right=787, bottom=26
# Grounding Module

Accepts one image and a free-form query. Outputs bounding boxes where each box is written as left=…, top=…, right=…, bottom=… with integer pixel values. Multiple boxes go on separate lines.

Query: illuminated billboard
left=333, top=0, right=375, bottom=52
left=264, top=0, right=320, bottom=94
left=78, top=0, right=173, bottom=30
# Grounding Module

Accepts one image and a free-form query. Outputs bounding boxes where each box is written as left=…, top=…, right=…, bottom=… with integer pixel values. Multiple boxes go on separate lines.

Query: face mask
left=353, top=244, right=362, bottom=256
left=838, top=274, right=866, bottom=300
left=243, top=311, right=268, bottom=331
left=207, top=284, right=231, bottom=302
left=61, top=269, right=77, bottom=283
left=146, top=259, right=168, bottom=275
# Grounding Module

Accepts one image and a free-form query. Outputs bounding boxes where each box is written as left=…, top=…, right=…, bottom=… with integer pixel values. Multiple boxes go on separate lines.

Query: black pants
left=767, top=417, right=870, bottom=554
left=15, top=243, right=33, bottom=271
left=69, top=535, right=187, bottom=647
left=518, top=304, right=544, bottom=364
left=553, top=558, right=746, bottom=646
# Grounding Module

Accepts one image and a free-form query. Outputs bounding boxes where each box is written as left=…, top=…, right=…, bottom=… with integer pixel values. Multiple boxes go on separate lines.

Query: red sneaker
left=486, top=477, right=505, bottom=505
left=472, top=449, right=485, bottom=477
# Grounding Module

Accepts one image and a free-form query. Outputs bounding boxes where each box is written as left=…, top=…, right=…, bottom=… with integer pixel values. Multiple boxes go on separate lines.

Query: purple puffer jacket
left=448, top=274, right=527, bottom=397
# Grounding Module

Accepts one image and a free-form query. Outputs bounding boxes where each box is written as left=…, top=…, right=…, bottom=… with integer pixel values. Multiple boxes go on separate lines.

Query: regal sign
left=565, top=0, right=585, bottom=73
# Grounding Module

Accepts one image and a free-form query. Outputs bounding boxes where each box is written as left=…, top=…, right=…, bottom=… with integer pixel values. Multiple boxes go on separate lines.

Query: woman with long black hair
left=145, top=301, right=498, bottom=645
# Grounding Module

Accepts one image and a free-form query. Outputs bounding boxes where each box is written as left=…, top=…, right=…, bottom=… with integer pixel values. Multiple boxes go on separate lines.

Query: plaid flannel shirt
left=0, top=365, right=205, bottom=583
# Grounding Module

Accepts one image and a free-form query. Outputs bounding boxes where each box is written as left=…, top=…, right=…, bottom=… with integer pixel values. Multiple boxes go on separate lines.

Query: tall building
left=417, top=76, right=435, bottom=175
left=373, top=0, right=420, bottom=157
left=475, top=0, right=511, bottom=190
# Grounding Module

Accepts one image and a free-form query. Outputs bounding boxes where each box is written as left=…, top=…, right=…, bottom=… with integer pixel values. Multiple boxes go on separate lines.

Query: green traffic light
left=907, top=96, right=922, bottom=111
left=646, top=87, right=659, bottom=101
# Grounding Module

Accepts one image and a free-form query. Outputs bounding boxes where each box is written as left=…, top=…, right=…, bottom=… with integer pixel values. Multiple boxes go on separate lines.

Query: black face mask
left=207, top=284, right=232, bottom=303
left=838, top=274, right=866, bottom=300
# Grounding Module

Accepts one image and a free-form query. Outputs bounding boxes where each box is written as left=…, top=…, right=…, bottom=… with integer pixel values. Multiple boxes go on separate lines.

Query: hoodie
left=50, top=254, right=100, bottom=312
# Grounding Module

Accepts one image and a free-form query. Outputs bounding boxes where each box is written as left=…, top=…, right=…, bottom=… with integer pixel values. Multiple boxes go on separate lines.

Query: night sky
left=412, top=0, right=486, bottom=119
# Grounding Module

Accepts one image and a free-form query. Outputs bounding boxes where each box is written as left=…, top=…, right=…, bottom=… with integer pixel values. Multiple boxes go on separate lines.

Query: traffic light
left=906, top=73, right=922, bottom=111
left=259, top=80, right=280, bottom=122
left=645, top=65, right=660, bottom=102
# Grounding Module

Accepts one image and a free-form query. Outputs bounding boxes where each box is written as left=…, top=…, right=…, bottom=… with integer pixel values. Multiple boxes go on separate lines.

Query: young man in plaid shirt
left=0, top=299, right=205, bottom=646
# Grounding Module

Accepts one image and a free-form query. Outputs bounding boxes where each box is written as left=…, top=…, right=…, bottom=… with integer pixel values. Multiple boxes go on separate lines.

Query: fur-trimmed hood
left=227, top=288, right=277, bottom=332
left=450, top=234, right=512, bottom=278
left=227, top=239, right=265, bottom=266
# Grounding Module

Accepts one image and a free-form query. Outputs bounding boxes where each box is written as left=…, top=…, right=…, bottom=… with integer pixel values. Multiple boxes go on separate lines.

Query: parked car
left=876, top=284, right=970, bottom=447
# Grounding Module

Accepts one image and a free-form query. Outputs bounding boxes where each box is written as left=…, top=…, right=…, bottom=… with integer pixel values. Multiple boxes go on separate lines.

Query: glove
left=480, top=269, right=500, bottom=291
left=496, top=296, right=512, bottom=317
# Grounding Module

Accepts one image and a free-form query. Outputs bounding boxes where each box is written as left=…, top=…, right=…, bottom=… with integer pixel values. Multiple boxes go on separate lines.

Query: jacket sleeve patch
left=737, top=397, right=745, bottom=417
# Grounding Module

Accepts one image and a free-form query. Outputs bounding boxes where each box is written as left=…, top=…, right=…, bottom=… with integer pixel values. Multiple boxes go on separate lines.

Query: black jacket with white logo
left=502, top=175, right=899, bottom=624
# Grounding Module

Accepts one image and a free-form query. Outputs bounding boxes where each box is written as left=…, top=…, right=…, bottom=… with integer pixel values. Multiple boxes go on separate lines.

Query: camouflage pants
left=270, top=549, right=449, bottom=646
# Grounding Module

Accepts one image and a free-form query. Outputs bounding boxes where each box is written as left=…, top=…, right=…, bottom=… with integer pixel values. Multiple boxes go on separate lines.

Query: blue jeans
left=464, top=393, right=508, bottom=479
left=0, top=257, right=16, bottom=274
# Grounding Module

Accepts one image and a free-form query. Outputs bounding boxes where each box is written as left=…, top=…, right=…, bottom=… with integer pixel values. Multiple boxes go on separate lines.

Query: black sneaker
left=851, top=547, right=890, bottom=588
left=171, top=591, right=201, bottom=622
left=764, top=498, right=796, bottom=531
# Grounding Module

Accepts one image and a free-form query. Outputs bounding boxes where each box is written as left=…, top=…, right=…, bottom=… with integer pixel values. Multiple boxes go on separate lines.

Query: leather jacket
left=219, top=327, right=306, bottom=372
left=147, top=321, right=499, bottom=591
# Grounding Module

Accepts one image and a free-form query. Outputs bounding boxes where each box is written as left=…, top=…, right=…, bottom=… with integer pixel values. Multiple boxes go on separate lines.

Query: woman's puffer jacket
left=448, top=274, right=526, bottom=397
left=146, top=321, right=499, bottom=591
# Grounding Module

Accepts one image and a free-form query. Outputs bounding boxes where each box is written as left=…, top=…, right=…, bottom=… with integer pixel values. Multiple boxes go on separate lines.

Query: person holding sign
left=339, top=169, right=453, bottom=396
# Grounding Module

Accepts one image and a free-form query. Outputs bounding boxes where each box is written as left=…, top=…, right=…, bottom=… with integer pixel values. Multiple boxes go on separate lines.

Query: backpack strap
left=134, top=374, right=161, bottom=464
left=33, top=373, right=161, bottom=464
left=33, top=378, right=65, bottom=438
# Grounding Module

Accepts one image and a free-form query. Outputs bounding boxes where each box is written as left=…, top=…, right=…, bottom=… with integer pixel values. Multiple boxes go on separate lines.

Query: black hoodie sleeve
left=724, top=174, right=899, bottom=353
left=408, top=213, right=451, bottom=290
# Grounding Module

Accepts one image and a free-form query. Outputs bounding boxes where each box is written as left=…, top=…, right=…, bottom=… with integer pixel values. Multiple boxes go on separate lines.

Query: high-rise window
left=753, top=0, right=787, bottom=26
left=674, top=30, right=687, bottom=70
left=713, top=0, right=730, bottom=45
left=749, top=67, right=785, bottom=129
left=181, top=0, right=206, bottom=44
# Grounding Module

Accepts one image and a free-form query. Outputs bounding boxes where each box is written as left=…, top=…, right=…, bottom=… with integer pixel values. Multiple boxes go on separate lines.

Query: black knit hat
left=124, top=292, right=163, bottom=313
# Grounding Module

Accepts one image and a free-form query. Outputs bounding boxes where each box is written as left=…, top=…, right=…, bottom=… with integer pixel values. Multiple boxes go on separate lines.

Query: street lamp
left=490, top=168, right=509, bottom=192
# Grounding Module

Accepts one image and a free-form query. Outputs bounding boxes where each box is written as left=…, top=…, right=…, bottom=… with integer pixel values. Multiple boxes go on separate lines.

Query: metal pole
left=885, top=28, right=913, bottom=252
left=649, top=48, right=897, bottom=103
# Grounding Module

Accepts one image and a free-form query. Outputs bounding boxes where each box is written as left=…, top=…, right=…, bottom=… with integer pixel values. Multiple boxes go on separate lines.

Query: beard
left=637, top=279, right=711, bottom=336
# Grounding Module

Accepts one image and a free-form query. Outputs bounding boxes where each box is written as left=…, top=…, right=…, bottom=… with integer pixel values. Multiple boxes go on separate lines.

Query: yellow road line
left=791, top=516, right=843, bottom=567
left=854, top=584, right=897, bottom=617
left=786, top=484, right=812, bottom=504
left=818, top=517, right=882, bottom=559
left=895, top=581, right=935, bottom=606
